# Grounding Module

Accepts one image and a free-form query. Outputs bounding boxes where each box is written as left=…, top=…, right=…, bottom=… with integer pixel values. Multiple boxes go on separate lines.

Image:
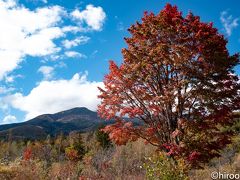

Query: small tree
left=95, top=126, right=112, bottom=149
left=65, top=132, right=86, bottom=161
left=98, top=4, right=240, bottom=168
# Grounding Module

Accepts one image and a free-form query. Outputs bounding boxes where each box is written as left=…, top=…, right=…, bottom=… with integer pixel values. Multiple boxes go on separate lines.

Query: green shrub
left=95, top=126, right=112, bottom=149
left=143, top=153, right=189, bottom=180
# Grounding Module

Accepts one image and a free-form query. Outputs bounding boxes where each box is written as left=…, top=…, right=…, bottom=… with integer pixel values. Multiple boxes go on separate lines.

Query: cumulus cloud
left=5, top=73, right=103, bottom=119
left=220, top=10, right=239, bottom=36
left=2, top=115, right=17, bottom=124
left=0, top=0, right=64, bottom=79
left=38, top=66, right=55, bottom=80
left=0, top=1, right=106, bottom=79
left=62, top=36, right=90, bottom=49
left=64, top=51, right=86, bottom=58
left=71, top=4, right=106, bottom=31
left=0, top=86, right=14, bottom=94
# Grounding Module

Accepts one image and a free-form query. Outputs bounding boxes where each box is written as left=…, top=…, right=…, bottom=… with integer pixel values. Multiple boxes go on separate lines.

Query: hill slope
left=0, top=107, right=113, bottom=140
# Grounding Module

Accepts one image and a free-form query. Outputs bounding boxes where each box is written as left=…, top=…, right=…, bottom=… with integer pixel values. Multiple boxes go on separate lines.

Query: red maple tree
left=98, top=4, right=240, bottom=167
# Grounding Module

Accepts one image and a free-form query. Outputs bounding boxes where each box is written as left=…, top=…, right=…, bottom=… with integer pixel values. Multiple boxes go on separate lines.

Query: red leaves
left=108, top=60, right=122, bottom=79
left=65, top=148, right=79, bottom=161
left=23, top=147, right=32, bottom=161
left=145, top=127, right=156, bottom=136
left=98, top=3, right=240, bottom=168
left=158, top=4, right=183, bottom=27
left=120, top=107, right=143, bottom=118
left=188, top=151, right=201, bottom=162
left=102, top=121, right=139, bottom=145
left=162, top=143, right=181, bottom=157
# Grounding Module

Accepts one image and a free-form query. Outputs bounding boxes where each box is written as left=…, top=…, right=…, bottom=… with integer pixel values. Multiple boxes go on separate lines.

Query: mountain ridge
left=0, top=107, right=113, bottom=140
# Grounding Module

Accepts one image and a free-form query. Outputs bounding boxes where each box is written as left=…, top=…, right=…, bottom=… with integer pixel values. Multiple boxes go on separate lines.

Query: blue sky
left=0, top=0, right=239, bottom=124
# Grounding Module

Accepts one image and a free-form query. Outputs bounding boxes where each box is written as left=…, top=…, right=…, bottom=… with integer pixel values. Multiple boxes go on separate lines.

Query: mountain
left=0, top=107, right=115, bottom=141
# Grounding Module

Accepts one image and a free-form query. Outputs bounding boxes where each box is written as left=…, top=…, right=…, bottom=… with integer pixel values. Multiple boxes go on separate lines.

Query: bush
left=95, top=126, right=112, bottom=149
left=143, top=152, right=188, bottom=180
left=65, top=143, right=85, bottom=161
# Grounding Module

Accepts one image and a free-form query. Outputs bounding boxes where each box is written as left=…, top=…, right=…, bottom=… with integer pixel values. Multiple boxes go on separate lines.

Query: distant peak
left=61, top=107, right=93, bottom=113
left=54, top=107, right=96, bottom=117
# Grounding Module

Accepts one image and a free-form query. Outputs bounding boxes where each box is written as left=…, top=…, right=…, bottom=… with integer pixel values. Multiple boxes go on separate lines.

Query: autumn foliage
left=98, top=4, right=240, bottom=167
left=23, top=147, right=32, bottom=161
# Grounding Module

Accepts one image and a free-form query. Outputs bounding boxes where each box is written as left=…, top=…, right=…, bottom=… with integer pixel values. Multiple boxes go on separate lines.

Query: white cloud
left=62, top=36, right=90, bottom=49
left=62, top=25, right=84, bottom=33
left=2, top=115, right=17, bottom=124
left=0, top=87, right=6, bottom=94
left=0, top=1, right=106, bottom=79
left=0, top=86, right=14, bottom=94
left=5, top=73, right=103, bottom=119
left=38, top=66, right=55, bottom=80
left=5, top=76, right=14, bottom=83
left=0, top=0, right=65, bottom=79
left=65, top=51, right=86, bottom=58
left=4, top=74, right=24, bottom=83
left=21, top=27, right=63, bottom=56
left=0, top=100, right=9, bottom=114
left=71, top=4, right=106, bottom=31
left=220, top=11, right=239, bottom=36
left=54, top=61, right=67, bottom=68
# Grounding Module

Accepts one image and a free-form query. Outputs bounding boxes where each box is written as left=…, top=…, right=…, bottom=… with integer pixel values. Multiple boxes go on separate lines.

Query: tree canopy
left=98, top=4, right=240, bottom=167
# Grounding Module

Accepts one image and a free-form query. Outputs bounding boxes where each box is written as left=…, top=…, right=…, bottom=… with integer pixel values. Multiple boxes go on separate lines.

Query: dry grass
left=190, top=154, right=240, bottom=180
left=0, top=135, right=239, bottom=180
left=80, top=139, right=155, bottom=179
